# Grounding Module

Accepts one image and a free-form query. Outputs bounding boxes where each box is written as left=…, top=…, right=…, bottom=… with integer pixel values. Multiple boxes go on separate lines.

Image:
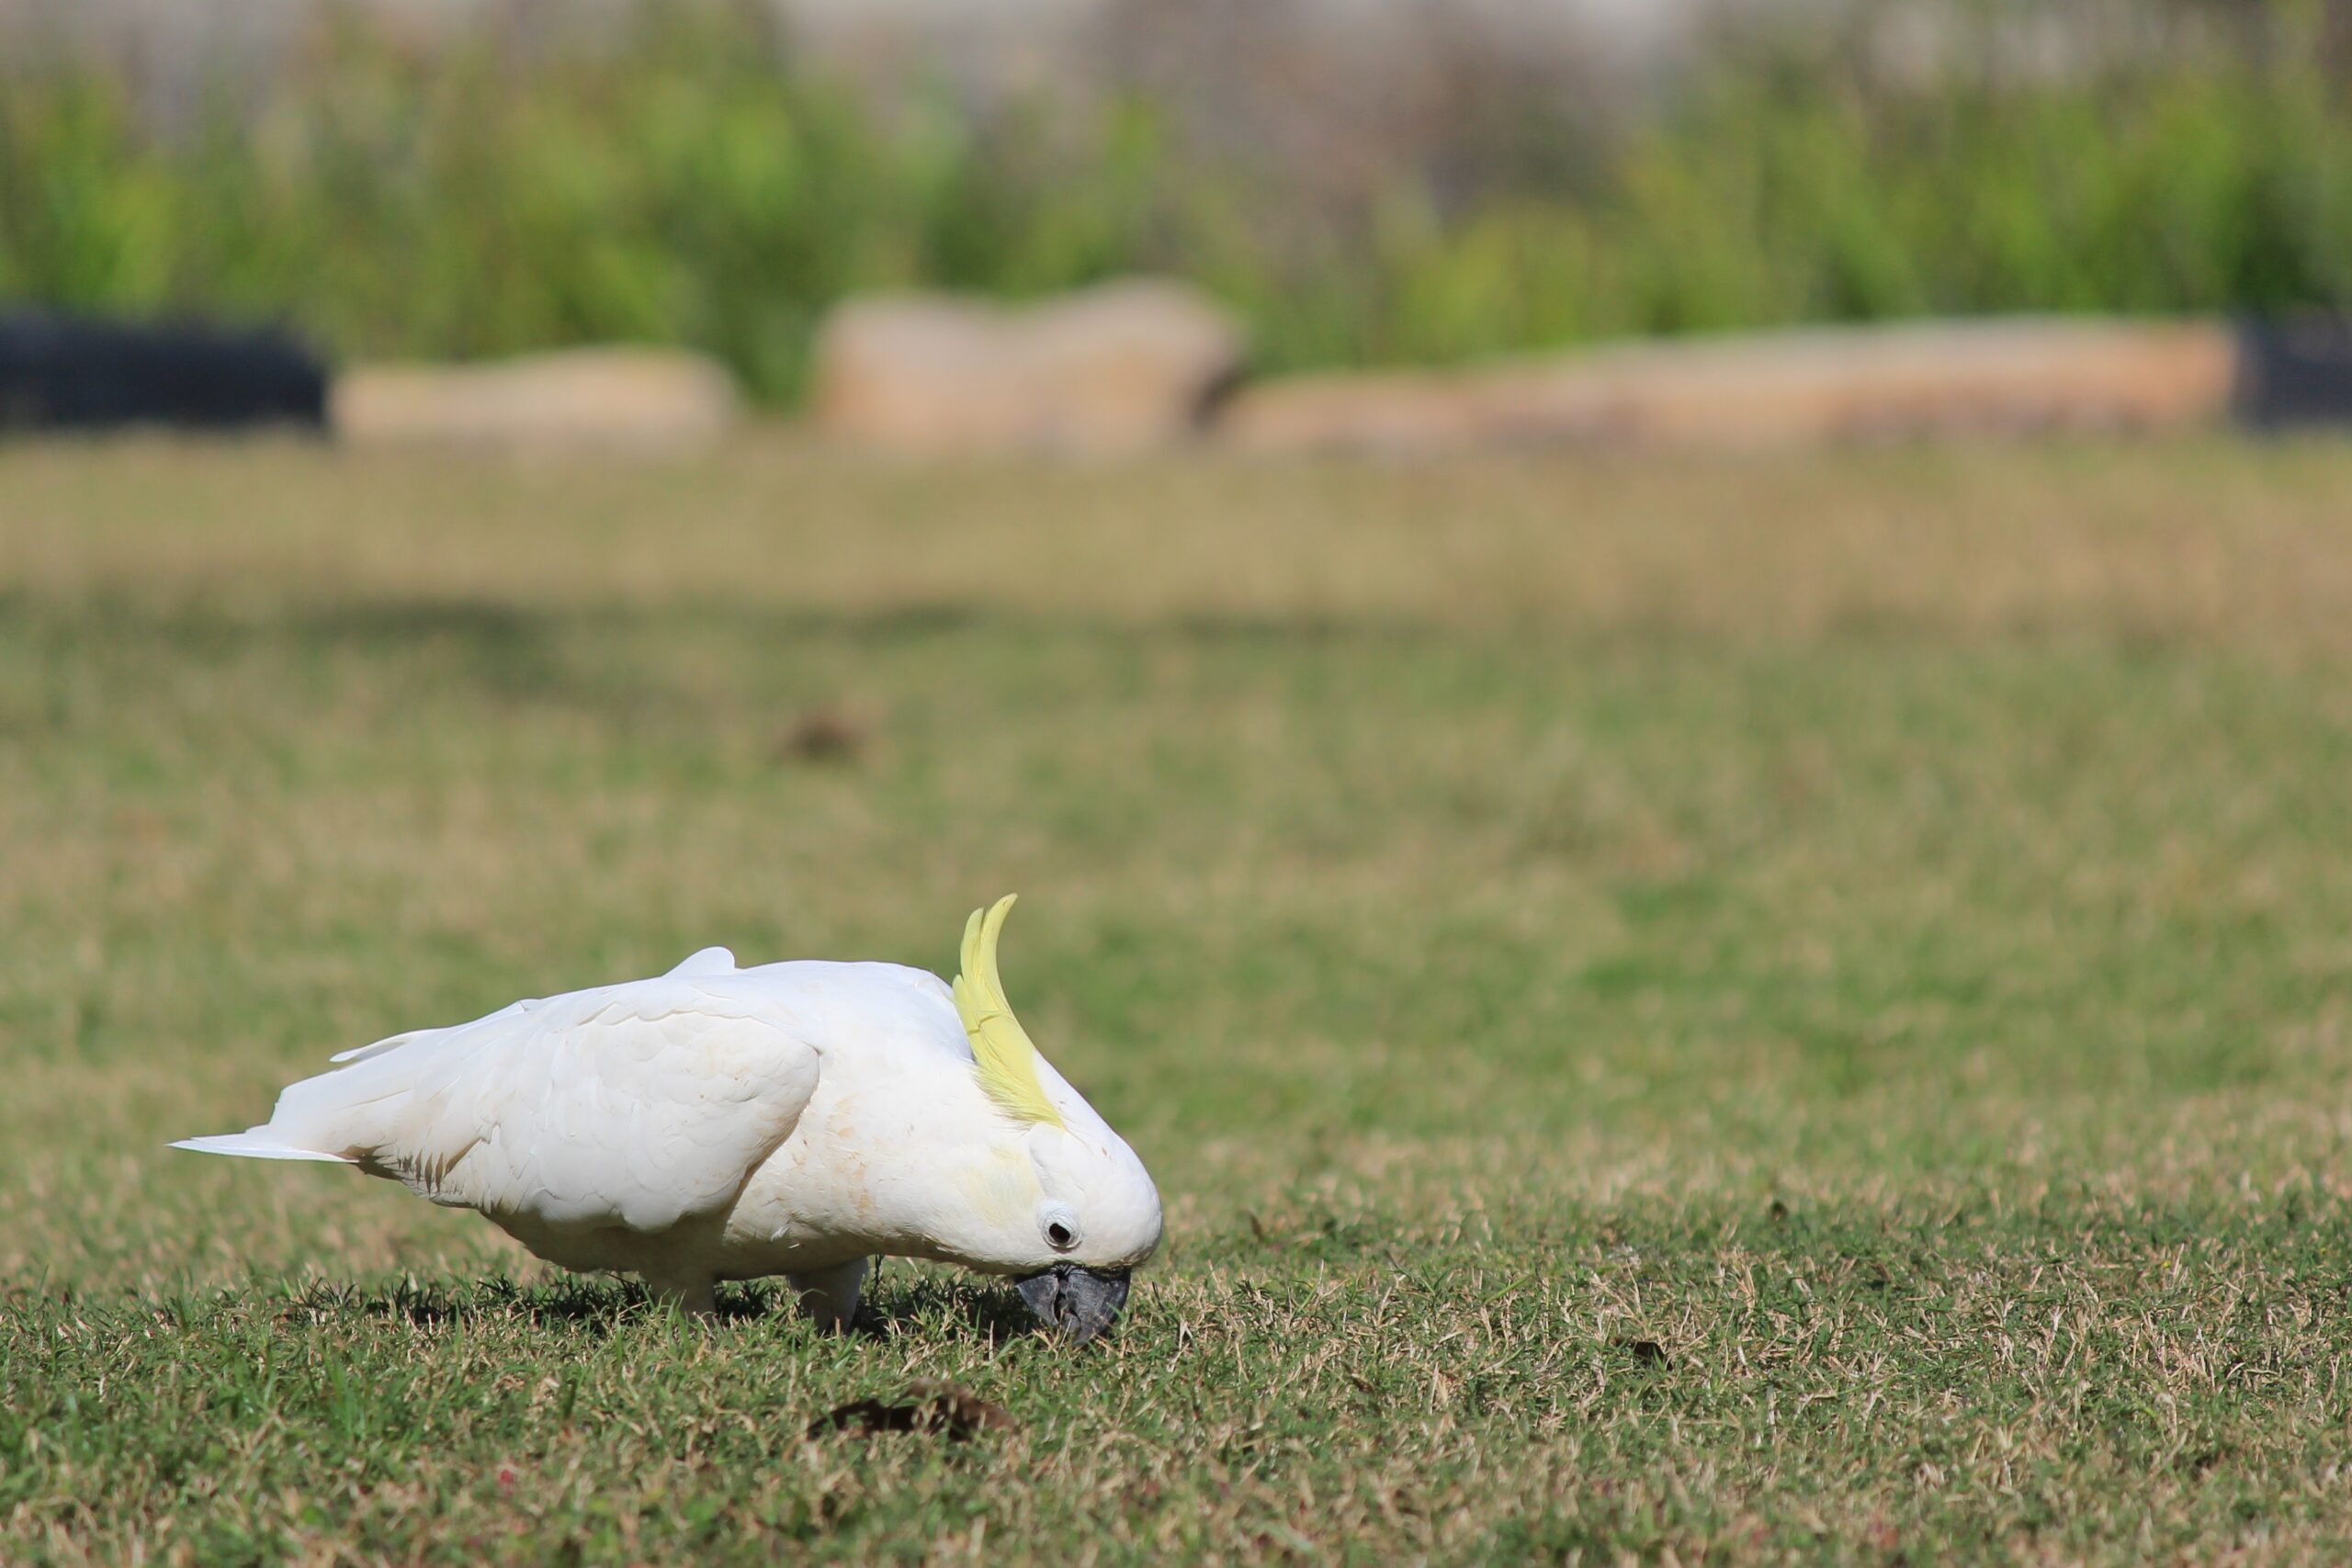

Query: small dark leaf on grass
left=1611, top=1337, right=1669, bottom=1368
left=775, top=705, right=875, bottom=765
left=1769, top=1199, right=1791, bottom=1223
left=808, top=1380, right=1017, bottom=1441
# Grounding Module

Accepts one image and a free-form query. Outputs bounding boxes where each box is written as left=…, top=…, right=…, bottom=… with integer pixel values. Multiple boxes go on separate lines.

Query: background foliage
left=5, top=2, right=2352, bottom=400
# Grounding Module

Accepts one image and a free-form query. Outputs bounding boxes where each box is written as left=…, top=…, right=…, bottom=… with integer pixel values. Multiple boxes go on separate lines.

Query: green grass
left=6, top=434, right=2352, bottom=1561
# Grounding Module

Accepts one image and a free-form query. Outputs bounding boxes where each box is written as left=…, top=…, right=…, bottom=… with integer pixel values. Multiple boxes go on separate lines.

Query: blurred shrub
left=0, top=8, right=1171, bottom=401
left=3, top=2, right=2350, bottom=400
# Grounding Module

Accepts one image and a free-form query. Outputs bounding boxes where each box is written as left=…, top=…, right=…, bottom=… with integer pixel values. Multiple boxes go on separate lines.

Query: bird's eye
left=1039, top=1203, right=1081, bottom=1250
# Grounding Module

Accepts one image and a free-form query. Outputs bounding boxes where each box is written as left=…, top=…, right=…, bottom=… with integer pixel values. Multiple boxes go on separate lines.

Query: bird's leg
left=786, top=1257, right=870, bottom=1333
left=642, top=1272, right=718, bottom=1318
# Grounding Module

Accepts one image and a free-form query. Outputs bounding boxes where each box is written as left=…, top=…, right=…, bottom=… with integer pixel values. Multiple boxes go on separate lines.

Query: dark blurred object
left=773, top=705, right=876, bottom=768
left=2233, top=316, right=2352, bottom=431
left=0, top=311, right=328, bottom=434
left=808, top=1381, right=1017, bottom=1441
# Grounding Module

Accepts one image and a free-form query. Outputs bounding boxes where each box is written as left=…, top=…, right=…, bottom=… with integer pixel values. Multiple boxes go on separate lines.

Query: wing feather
left=258, top=975, right=820, bottom=1235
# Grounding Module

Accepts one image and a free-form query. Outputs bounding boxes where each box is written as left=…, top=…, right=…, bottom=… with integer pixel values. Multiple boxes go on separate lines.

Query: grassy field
left=5, top=434, right=2352, bottom=1562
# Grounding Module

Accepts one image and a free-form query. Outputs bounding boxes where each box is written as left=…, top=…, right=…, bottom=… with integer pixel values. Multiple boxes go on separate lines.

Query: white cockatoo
left=175, top=897, right=1161, bottom=1342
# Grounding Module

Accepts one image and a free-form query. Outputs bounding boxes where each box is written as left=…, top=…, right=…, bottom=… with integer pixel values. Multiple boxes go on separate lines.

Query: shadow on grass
left=268, top=1274, right=657, bottom=1336
left=854, top=1261, right=1044, bottom=1346
left=0, top=588, right=1450, bottom=660
left=246, top=1266, right=1049, bottom=1346
left=0, top=590, right=1476, bottom=740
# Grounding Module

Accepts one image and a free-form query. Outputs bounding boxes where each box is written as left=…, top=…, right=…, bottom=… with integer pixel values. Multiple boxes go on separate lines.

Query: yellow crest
left=953, top=895, right=1065, bottom=1129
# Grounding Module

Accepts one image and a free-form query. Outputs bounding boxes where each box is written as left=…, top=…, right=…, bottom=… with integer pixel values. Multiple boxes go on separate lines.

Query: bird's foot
left=786, top=1257, right=870, bottom=1333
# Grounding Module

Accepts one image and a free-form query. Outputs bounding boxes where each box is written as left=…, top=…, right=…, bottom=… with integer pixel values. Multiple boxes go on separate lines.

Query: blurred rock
left=810, top=278, right=1246, bottom=455
left=1218, top=318, right=2242, bottom=452
left=333, top=347, right=740, bottom=451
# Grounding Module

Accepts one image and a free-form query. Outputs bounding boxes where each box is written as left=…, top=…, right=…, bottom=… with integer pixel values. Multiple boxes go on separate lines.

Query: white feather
left=170, top=1134, right=353, bottom=1163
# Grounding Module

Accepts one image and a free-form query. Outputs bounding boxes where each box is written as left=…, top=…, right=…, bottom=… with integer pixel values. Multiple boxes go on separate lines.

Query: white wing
left=199, top=964, right=820, bottom=1235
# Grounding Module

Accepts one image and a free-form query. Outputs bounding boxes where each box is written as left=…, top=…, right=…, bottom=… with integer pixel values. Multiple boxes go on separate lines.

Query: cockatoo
left=174, top=897, right=1160, bottom=1343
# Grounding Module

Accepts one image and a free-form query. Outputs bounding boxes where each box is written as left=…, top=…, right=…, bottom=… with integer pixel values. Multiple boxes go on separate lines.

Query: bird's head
left=944, top=897, right=1162, bottom=1345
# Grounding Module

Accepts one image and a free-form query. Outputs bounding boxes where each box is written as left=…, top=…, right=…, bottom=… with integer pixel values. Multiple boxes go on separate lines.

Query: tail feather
left=171, top=1132, right=354, bottom=1164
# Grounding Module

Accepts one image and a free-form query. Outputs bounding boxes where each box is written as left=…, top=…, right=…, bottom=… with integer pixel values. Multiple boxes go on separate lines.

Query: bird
left=173, top=896, right=1161, bottom=1343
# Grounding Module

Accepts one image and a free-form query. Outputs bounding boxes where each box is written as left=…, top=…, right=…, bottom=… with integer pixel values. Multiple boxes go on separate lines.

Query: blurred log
left=1219, top=318, right=2247, bottom=453
left=334, top=348, right=739, bottom=451
left=810, top=278, right=1246, bottom=456
left=2236, top=316, right=2352, bottom=430
left=0, top=311, right=327, bottom=433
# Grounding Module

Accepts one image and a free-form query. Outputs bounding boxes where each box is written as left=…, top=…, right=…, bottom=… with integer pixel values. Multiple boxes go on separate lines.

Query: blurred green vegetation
left=4, top=4, right=2351, bottom=400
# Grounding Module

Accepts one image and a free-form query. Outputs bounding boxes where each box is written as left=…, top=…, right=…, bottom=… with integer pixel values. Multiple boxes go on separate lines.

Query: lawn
left=5, top=434, right=2352, bottom=1562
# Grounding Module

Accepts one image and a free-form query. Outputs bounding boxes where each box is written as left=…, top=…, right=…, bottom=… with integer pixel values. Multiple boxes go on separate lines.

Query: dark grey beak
left=1014, top=1263, right=1131, bottom=1346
